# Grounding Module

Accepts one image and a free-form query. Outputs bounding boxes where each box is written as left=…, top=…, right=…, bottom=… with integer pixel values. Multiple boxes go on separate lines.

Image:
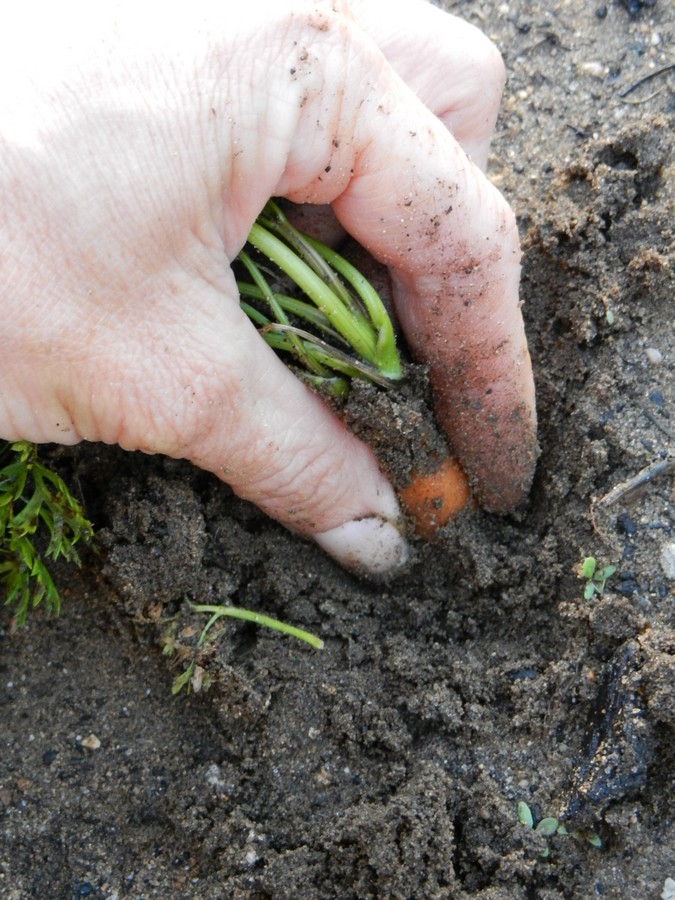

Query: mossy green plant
left=0, top=441, right=94, bottom=625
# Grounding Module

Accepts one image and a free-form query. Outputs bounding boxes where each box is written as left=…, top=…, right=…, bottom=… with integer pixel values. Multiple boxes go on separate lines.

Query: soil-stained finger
left=331, top=91, right=537, bottom=510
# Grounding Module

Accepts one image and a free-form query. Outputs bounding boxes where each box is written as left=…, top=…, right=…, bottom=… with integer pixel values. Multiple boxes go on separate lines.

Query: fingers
left=350, top=0, right=506, bottom=170
left=69, top=274, right=408, bottom=577
left=336, top=140, right=536, bottom=509
left=283, top=21, right=536, bottom=510
left=280, top=0, right=506, bottom=247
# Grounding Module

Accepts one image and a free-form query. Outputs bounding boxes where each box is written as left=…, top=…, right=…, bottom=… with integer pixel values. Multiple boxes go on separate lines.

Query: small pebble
left=662, top=876, right=675, bottom=900
left=660, top=543, right=675, bottom=580
left=616, top=573, right=639, bottom=597
left=82, top=733, right=101, bottom=751
left=645, top=347, right=663, bottom=365
left=617, top=512, right=637, bottom=536
left=580, top=61, right=605, bottom=78
left=205, top=763, right=226, bottom=791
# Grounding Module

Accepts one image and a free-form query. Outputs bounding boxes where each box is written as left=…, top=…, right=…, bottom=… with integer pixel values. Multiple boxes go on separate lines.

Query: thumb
left=131, top=281, right=409, bottom=577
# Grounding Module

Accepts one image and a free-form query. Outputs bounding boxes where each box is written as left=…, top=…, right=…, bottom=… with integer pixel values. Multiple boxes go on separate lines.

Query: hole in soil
left=598, top=146, right=638, bottom=170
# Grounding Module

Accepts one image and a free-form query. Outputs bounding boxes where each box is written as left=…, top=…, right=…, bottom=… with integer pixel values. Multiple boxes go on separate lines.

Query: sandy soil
left=1, top=1, right=673, bottom=897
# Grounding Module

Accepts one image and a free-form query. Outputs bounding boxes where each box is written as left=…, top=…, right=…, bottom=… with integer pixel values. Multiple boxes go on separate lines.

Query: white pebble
left=645, top=347, right=663, bottom=365
left=82, top=733, right=101, bottom=750
left=662, top=877, right=675, bottom=900
left=204, top=763, right=226, bottom=791
left=660, top=543, right=675, bottom=580
left=579, top=61, right=605, bottom=79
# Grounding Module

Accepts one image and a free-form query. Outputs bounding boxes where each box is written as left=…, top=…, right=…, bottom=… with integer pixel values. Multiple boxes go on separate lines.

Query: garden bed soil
left=1, top=1, right=673, bottom=897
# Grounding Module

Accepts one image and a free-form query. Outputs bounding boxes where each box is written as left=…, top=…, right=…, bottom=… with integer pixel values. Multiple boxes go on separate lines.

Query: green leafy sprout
left=517, top=801, right=601, bottom=858
left=580, top=556, right=617, bottom=599
left=169, top=602, right=324, bottom=695
left=0, top=440, right=94, bottom=626
left=1, top=202, right=401, bottom=635
left=237, top=199, right=402, bottom=397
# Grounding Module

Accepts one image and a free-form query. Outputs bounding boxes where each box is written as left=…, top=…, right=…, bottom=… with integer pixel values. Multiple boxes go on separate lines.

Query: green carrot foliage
left=0, top=441, right=94, bottom=625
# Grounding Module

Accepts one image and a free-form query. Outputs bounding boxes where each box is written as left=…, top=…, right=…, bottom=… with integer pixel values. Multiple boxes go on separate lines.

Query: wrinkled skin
left=0, top=0, right=536, bottom=575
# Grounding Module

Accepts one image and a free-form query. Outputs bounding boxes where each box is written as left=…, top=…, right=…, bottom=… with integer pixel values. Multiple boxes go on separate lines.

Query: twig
left=593, top=457, right=675, bottom=509
left=643, top=408, right=675, bottom=440
left=619, top=63, right=675, bottom=99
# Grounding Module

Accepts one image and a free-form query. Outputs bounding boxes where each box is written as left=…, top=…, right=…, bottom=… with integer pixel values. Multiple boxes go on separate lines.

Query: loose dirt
left=1, top=1, right=673, bottom=897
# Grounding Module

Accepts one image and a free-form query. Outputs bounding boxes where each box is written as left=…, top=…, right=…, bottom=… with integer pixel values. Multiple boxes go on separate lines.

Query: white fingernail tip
left=314, top=516, right=409, bottom=577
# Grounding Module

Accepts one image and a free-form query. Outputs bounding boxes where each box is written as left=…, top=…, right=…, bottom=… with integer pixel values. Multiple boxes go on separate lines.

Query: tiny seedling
left=517, top=801, right=601, bottom=858
left=169, top=602, right=324, bottom=695
left=580, top=556, right=617, bottom=599
left=0, top=440, right=94, bottom=626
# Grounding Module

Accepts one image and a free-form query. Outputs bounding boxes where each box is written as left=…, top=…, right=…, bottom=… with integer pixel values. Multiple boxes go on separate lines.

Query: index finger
left=277, top=13, right=536, bottom=510
left=350, top=0, right=507, bottom=170
left=253, top=2, right=537, bottom=510
left=334, top=118, right=537, bottom=510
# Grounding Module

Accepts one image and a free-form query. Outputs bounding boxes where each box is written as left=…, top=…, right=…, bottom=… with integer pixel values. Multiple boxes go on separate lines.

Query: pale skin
left=0, top=0, right=537, bottom=576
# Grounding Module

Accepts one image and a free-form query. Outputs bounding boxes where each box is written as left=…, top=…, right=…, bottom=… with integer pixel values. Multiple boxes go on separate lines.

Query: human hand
left=0, top=0, right=536, bottom=576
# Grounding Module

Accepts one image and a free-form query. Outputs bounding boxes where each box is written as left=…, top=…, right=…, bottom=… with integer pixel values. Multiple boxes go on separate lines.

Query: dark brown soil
left=1, top=1, right=673, bottom=897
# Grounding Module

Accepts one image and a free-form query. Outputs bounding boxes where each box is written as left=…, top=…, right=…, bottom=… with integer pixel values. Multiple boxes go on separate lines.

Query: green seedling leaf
left=517, top=799, right=601, bottom=857
left=581, top=557, right=597, bottom=580
left=584, top=582, right=597, bottom=600
left=536, top=817, right=560, bottom=836
left=571, top=829, right=602, bottom=848
left=517, top=801, right=534, bottom=829
left=580, top=555, right=616, bottom=599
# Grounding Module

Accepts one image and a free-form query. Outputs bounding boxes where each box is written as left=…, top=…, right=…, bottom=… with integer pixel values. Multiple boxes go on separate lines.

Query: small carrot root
left=398, top=457, right=472, bottom=539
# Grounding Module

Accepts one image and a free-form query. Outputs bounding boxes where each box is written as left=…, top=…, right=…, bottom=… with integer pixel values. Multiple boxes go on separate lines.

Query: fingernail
left=314, top=516, right=409, bottom=577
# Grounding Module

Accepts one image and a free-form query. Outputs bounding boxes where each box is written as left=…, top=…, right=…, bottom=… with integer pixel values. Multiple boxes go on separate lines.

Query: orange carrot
left=398, top=457, right=472, bottom=539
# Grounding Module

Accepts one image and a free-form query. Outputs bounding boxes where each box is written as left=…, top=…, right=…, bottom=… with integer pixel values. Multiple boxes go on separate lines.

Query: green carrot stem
left=262, top=324, right=398, bottom=388
left=246, top=223, right=380, bottom=366
left=259, top=200, right=367, bottom=321
left=239, top=300, right=270, bottom=329
left=241, top=304, right=395, bottom=388
left=260, top=200, right=400, bottom=378
left=304, top=237, right=401, bottom=379
left=238, top=282, right=346, bottom=343
left=238, top=251, right=326, bottom=376
left=298, top=374, right=350, bottom=398
left=240, top=304, right=352, bottom=387
left=238, top=250, right=289, bottom=325
left=190, top=603, right=324, bottom=650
